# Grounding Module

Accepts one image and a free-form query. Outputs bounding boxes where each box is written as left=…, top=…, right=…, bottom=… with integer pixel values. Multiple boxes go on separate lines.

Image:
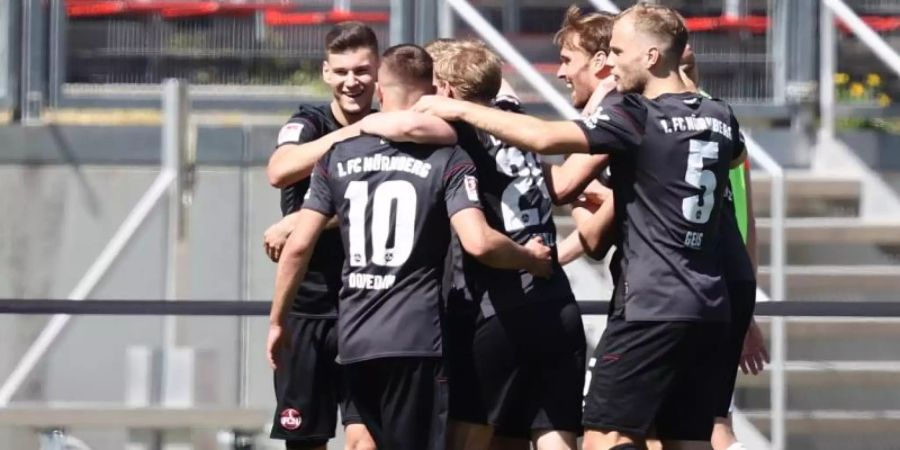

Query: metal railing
left=0, top=80, right=194, bottom=407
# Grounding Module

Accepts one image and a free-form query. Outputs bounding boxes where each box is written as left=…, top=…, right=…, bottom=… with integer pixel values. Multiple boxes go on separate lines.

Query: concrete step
left=756, top=318, right=900, bottom=363
left=743, top=409, right=900, bottom=450
left=751, top=172, right=861, bottom=217
left=758, top=265, right=900, bottom=300
left=736, top=361, right=900, bottom=388
left=757, top=218, right=900, bottom=245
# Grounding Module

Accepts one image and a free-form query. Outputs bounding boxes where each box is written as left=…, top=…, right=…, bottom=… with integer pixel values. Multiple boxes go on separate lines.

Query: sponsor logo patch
left=280, top=408, right=302, bottom=431
left=581, top=106, right=611, bottom=129
left=277, top=123, right=304, bottom=145
left=464, top=175, right=479, bottom=202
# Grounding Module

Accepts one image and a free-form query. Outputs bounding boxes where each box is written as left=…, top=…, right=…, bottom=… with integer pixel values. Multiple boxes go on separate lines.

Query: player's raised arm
left=267, top=122, right=361, bottom=188
left=543, top=154, right=609, bottom=204
left=413, top=96, right=588, bottom=155
left=359, top=111, right=457, bottom=145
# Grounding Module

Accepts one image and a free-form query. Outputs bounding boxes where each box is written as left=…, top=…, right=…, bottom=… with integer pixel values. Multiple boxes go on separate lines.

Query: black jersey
left=303, top=134, right=482, bottom=363
left=721, top=183, right=756, bottom=283
left=447, top=96, right=573, bottom=316
left=275, top=104, right=346, bottom=318
left=577, top=92, right=744, bottom=322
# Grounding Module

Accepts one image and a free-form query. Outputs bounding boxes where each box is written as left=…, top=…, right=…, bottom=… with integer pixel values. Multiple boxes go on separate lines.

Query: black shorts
left=714, top=281, right=757, bottom=417
left=446, top=299, right=586, bottom=437
left=582, top=304, right=729, bottom=441
left=270, top=315, right=362, bottom=444
left=344, top=357, right=448, bottom=450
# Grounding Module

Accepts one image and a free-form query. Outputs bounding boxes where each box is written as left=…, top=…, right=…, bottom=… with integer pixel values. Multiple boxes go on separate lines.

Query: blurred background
left=2, top=0, right=900, bottom=449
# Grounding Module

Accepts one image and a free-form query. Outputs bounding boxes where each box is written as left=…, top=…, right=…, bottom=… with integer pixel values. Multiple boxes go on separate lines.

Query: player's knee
left=345, top=438, right=377, bottom=450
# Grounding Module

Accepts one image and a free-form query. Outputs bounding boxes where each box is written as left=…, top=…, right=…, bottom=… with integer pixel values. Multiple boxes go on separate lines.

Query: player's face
left=608, top=17, right=648, bottom=94
left=323, top=47, right=378, bottom=116
left=557, top=36, right=597, bottom=108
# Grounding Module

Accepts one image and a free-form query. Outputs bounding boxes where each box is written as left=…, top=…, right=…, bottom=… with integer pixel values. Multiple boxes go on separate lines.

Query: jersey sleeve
left=276, top=107, right=324, bottom=147
left=442, top=147, right=483, bottom=218
left=301, top=154, right=336, bottom=217
left=575, top=93, right=646, bottom=155
left=731, top=114, right=747, bottom=163
left=492, top=94, right=523, bottom=113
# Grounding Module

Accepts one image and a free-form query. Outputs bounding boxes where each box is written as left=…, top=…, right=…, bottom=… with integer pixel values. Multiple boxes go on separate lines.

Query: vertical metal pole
left=237, top=125, right=252, bottom=407
left=416, top=0, right=438, bottom=45
left=47, top=0, right=65, bottom=107
left=502, top=0, right=521, bottom=34
left=770, top=0, right=787, bottom=103
left=21, top=0, right=48, bottom=124
left=334, top=0, right=351, bottom=11
left=769, top=168, right=787, bottom=450
left=390, top=0, right=414, bottom=45
left=819, top=4, right=835, bottom=143
left=723, top=0, right=742, bottom=18
left=0, top=0, right=19, bottom=111
left=438, top=0, right=455, bottom=38
left=162, top=79, right=191, bottom=351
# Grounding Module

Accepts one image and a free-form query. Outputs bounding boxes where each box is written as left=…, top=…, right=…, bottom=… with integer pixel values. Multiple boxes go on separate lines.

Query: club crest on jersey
left=280, top=408, right=302, bottom=431
left=582, top=107, right=611, bottom=130
left=277, top=123, right=304, bottom=145
left=464, top=175, right=480, bottom=202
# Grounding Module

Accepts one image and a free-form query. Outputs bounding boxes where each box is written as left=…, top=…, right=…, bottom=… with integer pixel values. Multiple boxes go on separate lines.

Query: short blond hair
left=424, top=38, right=459, bottom=63
left=619, top=2, right=688, bottom=63
left=554, top=5, right=615, bottom=56
left=430, top=40, right=502, bottom=104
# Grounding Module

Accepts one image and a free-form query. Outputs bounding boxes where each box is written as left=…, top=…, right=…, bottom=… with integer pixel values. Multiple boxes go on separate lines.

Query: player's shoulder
left=492, top=95, right=523, bottom=113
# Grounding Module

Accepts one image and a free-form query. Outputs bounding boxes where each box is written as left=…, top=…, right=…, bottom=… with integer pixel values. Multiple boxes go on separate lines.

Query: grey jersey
left=577, top=92, right=744, bottom=322
left=303, top=134, right=482, bottom=363
left=447, top=97, right=574, bottom=317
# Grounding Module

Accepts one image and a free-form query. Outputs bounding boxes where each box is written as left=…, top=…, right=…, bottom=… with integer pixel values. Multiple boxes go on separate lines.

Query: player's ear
left=591, top=51, right=608, bottom=75
left=645, top=46, right=660, bottom=70
left=375, top=81, right=384, bottom=105
left=322, top=60, right=330, bottom=80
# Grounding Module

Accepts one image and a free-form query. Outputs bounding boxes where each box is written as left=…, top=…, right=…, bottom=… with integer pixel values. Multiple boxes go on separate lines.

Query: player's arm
left=414, top=96, right=589, bottom=155
left=267, top=120, right=361, bottom=188
left=571, top=196, right=617, bottom=260
left=359, top=111, right=457, bottom=145
left=267, top=208, right=330, bottom=369
left=543, top=154, right=610, bottom=204
left=263, top=211, right=339, bottom=262
left=450, top=208, right=551, bottom=277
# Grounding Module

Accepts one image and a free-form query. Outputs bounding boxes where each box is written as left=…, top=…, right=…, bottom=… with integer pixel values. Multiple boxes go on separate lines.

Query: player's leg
left=329, top=316, right=377, bottom=450
left=527, top=301, right=585, bottom=450
left=489, top=434, right=531, bottom=450
left=709, top=282, right=757, bottom=450
left=448, top=420, right=494, bottom=450
left=360, top=357, right=448, bottom=450
left=446, top=303, right=495, bottom=450
left=654, top=322, right=730, bottom=450
left=532, top=430, right=577, bottom=450
left=582, top=311, right=695, bottom=450
left=270, top=317, right=340, bottom=449
left=343, top=423, right=376, bottom=450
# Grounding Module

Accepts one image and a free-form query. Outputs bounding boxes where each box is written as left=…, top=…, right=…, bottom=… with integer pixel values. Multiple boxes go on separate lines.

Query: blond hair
left=554, top=5, right=615, bottom=56
left=619, top=2, right=688, bottom=63
left=430, top=40, right=502, bottom=104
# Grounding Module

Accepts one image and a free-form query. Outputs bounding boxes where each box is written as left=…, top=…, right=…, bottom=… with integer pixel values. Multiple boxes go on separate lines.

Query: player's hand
left=264, top=218, right=294, bottom=262
left=581, top=180, right=613, bottom=206
left=266, top=324, right=289, bottom=370
left=412, top=95, right=467, bottom=121
left=740, top=320, right=769, bottom=375
left=524, top=236, right=553, bottom=278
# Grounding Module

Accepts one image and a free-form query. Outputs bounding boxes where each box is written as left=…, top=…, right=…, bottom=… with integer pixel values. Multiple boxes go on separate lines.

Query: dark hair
left=325, top=21, right=379, bottom=54
left=554, top=5, right=615, bottom=56
left=381, top=44, right=434, bottom=86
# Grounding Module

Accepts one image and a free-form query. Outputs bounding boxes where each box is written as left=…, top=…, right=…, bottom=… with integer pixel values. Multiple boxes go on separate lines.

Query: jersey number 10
left=345, top=180, right=417, bottom=267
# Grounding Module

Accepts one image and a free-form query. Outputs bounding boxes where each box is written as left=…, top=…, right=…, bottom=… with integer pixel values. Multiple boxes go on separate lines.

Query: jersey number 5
left=682, top=139, right=720, bottom=224
left=345, top=180, right=416, bottom=267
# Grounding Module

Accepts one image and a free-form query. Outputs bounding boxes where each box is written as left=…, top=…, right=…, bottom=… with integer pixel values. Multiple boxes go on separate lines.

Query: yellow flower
left=867, top=73, right=882, bottom=88
left=835, top=72, right=850, bottom=85
left=878, top=93, right=891, bottom=107
left=849, top=82, right=866, bottom=98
